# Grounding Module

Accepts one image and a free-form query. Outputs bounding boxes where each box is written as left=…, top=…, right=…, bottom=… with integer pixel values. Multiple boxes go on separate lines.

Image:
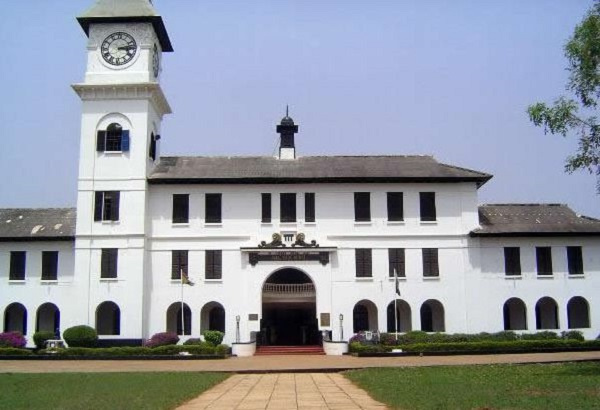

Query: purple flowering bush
left=144, top=332, right=179, bottom=348
left=0, top=331, right=27, bottom=348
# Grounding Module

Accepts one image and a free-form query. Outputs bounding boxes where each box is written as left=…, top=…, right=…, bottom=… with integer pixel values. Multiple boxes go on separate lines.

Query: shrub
left=182, top=338, right=204, bottom=346
left=0, top=347, right=33, bottom=356
left=144, top=332, right=179, bottom=348
left=561, top=330, right=585, bottom=341
left=521, top=331, right=559, bottom=341
left=33, top=331, right=56, bottom=349
left=0, top=332, right=27, bottom=348
left=202, top=330, right=224, bottom=346
left=63, top=325, right=98, bottom=348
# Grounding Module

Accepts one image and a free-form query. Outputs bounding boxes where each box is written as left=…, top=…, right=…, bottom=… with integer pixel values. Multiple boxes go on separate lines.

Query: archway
left=567, top=297, right=590, bottom=329
left=420, top=299, right=445, bottom=332
left=353, top=300, right=378, bottom=333
left=96, top=301, right=121, bottom=335
left=386, top=300, right=412, bottom=333
left=166, top=302, right=191, bottom=336
left=261, top=268, right=318, bottom=346
left=4, top=303, right=27, bottom=334
left=503, top=298, right=527, bottom=330
left=535, top=297, right=559, bottom=329
left=200, top=302, right=225, bottom=333
left=36, top=303, right=60, bottom=334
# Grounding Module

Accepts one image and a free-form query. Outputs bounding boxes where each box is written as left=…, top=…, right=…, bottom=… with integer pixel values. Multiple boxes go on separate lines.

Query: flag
left=394, top=269, right=401, bottom=296
left=181, top=269, right=194, bottom=286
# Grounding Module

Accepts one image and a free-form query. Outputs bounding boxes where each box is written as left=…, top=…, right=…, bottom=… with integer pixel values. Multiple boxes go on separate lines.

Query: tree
left=527, top=1, right=600, bottom=191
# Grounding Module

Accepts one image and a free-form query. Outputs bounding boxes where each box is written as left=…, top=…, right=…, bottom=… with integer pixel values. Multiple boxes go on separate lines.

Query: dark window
left=261, top=193, right=271, bottom=223
left=94, top=191, right=120, bottom=222
left=41, top=251, right=58, bottom=281
left=9, top=251, right=26, bottom=280
left=96, top=123, right=130, bottom=152
left=206, top=250, right=222, bottom=279
left=205, top=194, right=222, bottom=223
left=567, top=246, right=584, bottom=275
left=172, top=194, right=189, bottom=224
left=504, top=247, right=521, bottom=276
left=280, top=193, right=297, bottom=223
left=536, top=247, right=553, bottom=276
left=101, top=248, right=118, bottom=279
left=419, top=192, right=436, bottom=221
left=149, top=133, right=157, bottom=161
left=388, top=248, right=406, bottom=277
left=305, top=193, right=315, bottom=223
left=171, top=250, right=188, bottom=280
left=422, top=248, right=439, bottom=277
left=355, top=249, right=372, bottom=277
left=387, top=192, right=404, bottom=221
left=354, top=192, right=371, bottom=222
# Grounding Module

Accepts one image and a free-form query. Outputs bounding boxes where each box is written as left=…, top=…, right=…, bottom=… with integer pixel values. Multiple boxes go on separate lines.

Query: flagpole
left=394, top=269, right=398, bottom=341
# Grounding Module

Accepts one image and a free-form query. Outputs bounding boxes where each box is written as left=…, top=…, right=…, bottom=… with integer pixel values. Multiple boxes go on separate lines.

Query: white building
left=1, top=0, right=599, bottom=349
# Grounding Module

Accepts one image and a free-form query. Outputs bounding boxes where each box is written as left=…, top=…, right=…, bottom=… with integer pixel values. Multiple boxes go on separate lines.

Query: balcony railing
left=263, top=283, right=315, bottom=296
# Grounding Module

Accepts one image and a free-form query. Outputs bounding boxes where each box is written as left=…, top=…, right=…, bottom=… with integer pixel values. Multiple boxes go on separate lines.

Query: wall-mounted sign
left=248, top=250, right=330, bottom=266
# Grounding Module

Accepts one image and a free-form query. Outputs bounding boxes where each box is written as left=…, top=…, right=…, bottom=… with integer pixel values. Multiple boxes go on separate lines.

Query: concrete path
left=0, top=351, right=598, bottom=373
left=176, top=373, right=387, bottom=410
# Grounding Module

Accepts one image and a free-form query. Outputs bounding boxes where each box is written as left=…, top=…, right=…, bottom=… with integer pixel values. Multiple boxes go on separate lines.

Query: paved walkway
left=176, top=373, right=387, bottom=410
left=0, top=351, right=598, bottom=373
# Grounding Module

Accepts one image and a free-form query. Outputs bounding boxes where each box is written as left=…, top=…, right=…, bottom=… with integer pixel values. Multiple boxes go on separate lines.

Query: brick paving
left=0, top=351, right=598, bottom=373
left=176, top=373, right=388, bottom=410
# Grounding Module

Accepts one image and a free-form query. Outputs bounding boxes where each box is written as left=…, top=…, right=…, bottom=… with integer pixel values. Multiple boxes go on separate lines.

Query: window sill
left=568, top=274, right=585, bottom=279
left=100, top=278, right=118, bottom=282
left=280, top=222, right=298, bottom=226
left=537, top=275, right=554, bottom=279
left=8, top=280, right=26, bottom=284
left=303, top=222, right=317, bottom=226
left=420, top=221, right=438, bottom=225
left=355, top=277, right=374, bottom=281
left=204, top=223, right=223, bottom=227
left=172, top=223, right=190, bottom=227
left=354, top=221, right=372, bottom=226
left=204, top=279, right=223, bottom=283
left=423, top=276, right=440, bottom=281
left=100, top=220, right=120, bottom=225
left=261, top=222, right=272, bottom=226
left=40, top=280, right=59, bottom=284
left=388, top=276, right=407, bottom=281
left=101, top=151, right=124, bottom=155
left=504, top=275, right=522, bottom=280
left=386, top=220, right=405, bottom=225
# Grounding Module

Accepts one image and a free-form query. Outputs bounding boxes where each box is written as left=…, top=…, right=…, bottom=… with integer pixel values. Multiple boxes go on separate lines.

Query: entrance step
left=255, top=345, right=325, bottom=355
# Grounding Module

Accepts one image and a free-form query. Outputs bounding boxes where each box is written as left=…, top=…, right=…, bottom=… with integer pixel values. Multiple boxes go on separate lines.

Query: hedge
left=0, top=347, right=34, bottom=356
left=63, top=326, right=98, bottom=348
left=349, top=339, right=600, bottom=354
left=38, top=344, right=230, bottom=356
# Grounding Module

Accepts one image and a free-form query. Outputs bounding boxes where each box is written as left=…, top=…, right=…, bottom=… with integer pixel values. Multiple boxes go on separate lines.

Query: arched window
left=386, top=300, right=412, bottom=333
left=96, top=301, right=121, bottom=335
left=4, top=303, right=27, bottom=335
left=96, top=123, right=130, bottom=152
left=352, top=300, right=378, bottom=333
left=420, top=299, right=445, bottom=332
left=503, top=298, right=527, bottom=330
left=36, top=303, right=60, bottom=334
left=567, top=297, right=590, bottom=329
left=535, top=297, right=559, bottom=329
left=200, top=302, right=225, bottom=333
left=166, top=303, right=191, bottom=336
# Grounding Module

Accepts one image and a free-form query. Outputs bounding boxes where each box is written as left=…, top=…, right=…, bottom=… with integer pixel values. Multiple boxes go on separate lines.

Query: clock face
left=152, top=43, right=160, bottom=78
left=101, top=32, right=137, bottom=66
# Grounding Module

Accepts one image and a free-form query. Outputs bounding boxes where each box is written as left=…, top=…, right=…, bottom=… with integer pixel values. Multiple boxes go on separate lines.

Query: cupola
left=276, top=107, right=299, bottom=160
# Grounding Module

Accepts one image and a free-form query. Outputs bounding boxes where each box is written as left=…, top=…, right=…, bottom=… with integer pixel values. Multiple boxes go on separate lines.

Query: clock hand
left=118, top=46, right=136, bottom=51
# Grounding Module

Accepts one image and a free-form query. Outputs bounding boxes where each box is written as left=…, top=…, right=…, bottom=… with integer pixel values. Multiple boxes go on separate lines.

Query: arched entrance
left=261, top=268, right=318, bottom=346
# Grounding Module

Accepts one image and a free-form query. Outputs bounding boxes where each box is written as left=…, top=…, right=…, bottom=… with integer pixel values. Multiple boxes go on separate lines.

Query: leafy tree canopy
left=527, top=1, right=600, bottom=191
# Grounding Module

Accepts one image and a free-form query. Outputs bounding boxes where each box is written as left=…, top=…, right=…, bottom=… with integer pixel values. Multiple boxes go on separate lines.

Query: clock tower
left=71, top=0, right=172, bottom=340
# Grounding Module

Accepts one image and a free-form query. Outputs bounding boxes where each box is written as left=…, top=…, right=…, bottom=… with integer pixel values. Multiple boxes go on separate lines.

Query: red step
left=255, top=345, right=325, bottom=355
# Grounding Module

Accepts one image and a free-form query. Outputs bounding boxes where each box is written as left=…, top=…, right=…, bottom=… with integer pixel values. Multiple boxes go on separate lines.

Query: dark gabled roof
left=470, top=204, right=600, bottom=237
left=0, top=208, right=76, bottom=242
left=148, top=156, right=492, bottom=187
left=77, top=0, right=173, bottom=52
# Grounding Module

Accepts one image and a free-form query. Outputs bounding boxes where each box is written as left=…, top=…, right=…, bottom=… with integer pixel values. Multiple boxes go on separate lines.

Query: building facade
left=1, top=0, right=599, bottom=348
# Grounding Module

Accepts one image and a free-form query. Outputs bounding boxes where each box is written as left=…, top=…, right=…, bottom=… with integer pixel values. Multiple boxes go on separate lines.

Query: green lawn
left=0, top=372, right=229, bottom=410
left=345, top=362, right=600, bottom=410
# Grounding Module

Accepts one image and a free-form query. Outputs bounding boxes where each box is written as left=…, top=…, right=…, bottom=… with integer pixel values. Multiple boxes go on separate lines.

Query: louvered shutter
left=354, top=193, right=371, bottom=222
left=280, top=193, right=296, bottom=222
left=305, top=193, right=315, bottom=222
left=261, top=193, right=271, bottom=223
left=387, top=192, right=403, bottom=221
left=112, top=192, right=120, bottom=221
left=172, top=194, right=189, bottom=223
left=206, top=194, right=222, bottom=223
left=213, top=250, right=222, bottom=279
left=94, top=192, right=103, bottom=221
left=420, top=192, right=436, bottom=221
left=96, top=131, right=106, bottom=152
left=121, top=130, right=130, bottom=152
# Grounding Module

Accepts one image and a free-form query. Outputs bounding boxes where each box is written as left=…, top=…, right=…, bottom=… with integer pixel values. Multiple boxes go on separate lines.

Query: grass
left=345, top=362, right=600, bottom=409
left=0, top=372, right=229, bottom=410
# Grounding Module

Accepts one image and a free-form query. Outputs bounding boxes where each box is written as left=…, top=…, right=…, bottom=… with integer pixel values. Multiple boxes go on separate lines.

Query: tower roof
left=77, top=0, right=173, bottom=52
